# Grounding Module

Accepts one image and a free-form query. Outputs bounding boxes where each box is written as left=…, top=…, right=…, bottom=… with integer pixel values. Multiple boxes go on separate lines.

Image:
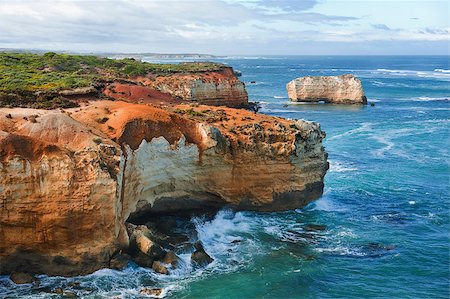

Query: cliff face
left=0, top=101, right=327, bottom=276
left=287, top=74, right=367, bottom=104
left=136, top=67, right=248, bottom=107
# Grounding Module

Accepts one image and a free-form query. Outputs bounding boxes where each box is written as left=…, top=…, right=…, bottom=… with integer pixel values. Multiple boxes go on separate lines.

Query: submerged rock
left=10, top=272, right=37, bottom=284
left=287, top=74, right=367, bottom=104
left=303, top=224, right=327, bottom=232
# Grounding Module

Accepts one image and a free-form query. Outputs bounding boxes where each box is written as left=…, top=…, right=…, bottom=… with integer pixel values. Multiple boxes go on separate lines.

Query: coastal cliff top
left=0, top=52, right=226, bottom=93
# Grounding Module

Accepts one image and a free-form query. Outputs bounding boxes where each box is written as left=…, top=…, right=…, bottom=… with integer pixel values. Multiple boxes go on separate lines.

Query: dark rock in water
left=131, top=251, right=155, bottom=268
left=191, top=250, right=214, bottom=266
left=175, top=242, right=195, bottom=254
left=370, top=102, right=375, bottom=107
left=53, top=287, right=64, bottom=294
left=155, top=218, right=178, bottom=234
left=231, top=239, right=242, bottom=244
left=140, top=288, right=163, bottom=296
left=162, top=251, right=180, bottom=268
left=303, top=224, right=327, bottom=232
left=358, top=242, right=397, bottom=258
left=10, top=272, right=38, bottom=284
left=109, top=253, right=130, bottom=270
left=194, top=240, right=205, bottom=252
left=63, top=291, right=77, bottom=298
left=250, top=81, right=256, bottom=84
left=152, top=261, right=169, bottom=275
left=127, top=224, right=166, bottom=260
left=67, top=281, right=80, bottom=288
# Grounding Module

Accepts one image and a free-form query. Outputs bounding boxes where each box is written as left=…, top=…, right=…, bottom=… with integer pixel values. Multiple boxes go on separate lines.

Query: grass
left=0, top=52, right=226, bottom=108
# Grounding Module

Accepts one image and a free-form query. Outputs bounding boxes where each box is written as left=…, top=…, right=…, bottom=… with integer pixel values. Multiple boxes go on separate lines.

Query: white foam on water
left=371, top=135, right=395, bottom=157
left=328, top=160, right=358, bottom=173
left=409, top=201, right=416, bottom=205
left=273, top=95, right=286, bottom=99
left=434, top=69, right=450, bottom=73
left=192, top=210, right=262, bottom=271
left=328, top=122, right=373, bottom=141
left=411, top=96, right=450, bottom=101
left=374, top=68, right=450, bottom=80
left=309, top=193, right=347, bottom=212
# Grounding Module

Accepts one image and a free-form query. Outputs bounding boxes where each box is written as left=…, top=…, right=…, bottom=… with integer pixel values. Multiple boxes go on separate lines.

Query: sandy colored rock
left=152, top=261, right=169, bottom=275
left=287, top=74, right=367, bottom=104
left=137, top=67, right=248, bottom=107
left=140, top=288, right=163, bottom=296
left=0, top=100, right=328, bottom=276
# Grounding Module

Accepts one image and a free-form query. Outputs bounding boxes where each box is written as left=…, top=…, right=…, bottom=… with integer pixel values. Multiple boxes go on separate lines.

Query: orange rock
left=0, top=100, right=328, bottom=276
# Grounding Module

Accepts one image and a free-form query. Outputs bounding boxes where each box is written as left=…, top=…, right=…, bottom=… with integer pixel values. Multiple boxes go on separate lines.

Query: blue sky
left=0, top=0, right=448, bottom=55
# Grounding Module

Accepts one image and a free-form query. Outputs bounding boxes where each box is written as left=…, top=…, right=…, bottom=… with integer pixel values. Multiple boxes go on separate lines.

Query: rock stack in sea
left=286, top=74, right=367, bottom=104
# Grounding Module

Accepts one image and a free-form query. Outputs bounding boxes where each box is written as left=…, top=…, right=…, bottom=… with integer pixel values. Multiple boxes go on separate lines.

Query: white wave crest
left=328, top=123, right=372, bottom=141
left=329, top=160, right=358, bottom=173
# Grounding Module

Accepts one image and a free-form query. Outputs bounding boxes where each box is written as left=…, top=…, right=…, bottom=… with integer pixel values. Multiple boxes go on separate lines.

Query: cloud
left=372, top=24, right=394, bottom=31
left=0, top=0, right=447, bottom=54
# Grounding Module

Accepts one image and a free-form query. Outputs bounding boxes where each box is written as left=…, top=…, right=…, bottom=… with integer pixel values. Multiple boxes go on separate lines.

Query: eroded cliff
left=134, top=67, right=248, bottom=107
left=0, top=100, right=328, bottom=276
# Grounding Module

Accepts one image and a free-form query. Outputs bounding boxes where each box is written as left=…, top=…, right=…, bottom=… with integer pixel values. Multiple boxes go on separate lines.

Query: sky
left=0, top=0, right=448, bottom=55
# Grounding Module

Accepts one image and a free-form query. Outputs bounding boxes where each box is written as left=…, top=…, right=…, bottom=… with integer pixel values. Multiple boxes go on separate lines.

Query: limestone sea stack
left=286, top=74, right=367, bottom=104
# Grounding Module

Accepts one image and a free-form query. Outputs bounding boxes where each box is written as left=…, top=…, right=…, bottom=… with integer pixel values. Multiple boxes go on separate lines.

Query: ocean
left=1, top=56, right=449, bottom=298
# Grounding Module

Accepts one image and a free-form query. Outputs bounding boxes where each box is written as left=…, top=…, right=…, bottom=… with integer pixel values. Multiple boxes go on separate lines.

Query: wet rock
left=127, top=224, right=166, bottom=261
left=10, top=272, right=37, bottom=284
left=191, top=251, right=214, bottom=267
left=152, top=261, right=169, bottom=275
left=67, top=281, right=80, bottom=288
left=53, top=287, right=64, bottom=294
left=63, top=291, right=77, bottom=298
left=175, top=242, right=194, bottom=254
left=109, top=253, right=130, bottom=270
left=194, top=240, right=205, bottom=252
left=303, top=224, right=326, bottom=232
left=131, top=251, right=155, bottom=268
left=231, top=239, right=242, bottom=244
left=162, top=251, right=180, bottom=268
left=139, top=288, right=163, bottom=296
left=155, top=218, right=177, bottom=234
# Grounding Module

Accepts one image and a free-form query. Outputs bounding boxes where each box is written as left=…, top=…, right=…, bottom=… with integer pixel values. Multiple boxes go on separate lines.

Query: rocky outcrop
left=287, top=74, right=367, bottom=104
left=136, top=67, right=248, bottom=107
left=0, top=100, right=327, bottom=276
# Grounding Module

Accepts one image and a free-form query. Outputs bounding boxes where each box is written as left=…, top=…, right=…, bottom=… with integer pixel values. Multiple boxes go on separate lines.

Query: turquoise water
left=1, top=56, right=449, bottom=298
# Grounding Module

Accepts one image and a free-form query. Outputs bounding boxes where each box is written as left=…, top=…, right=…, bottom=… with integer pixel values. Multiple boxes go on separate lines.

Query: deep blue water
left=1, top=56, right=449, bottom=298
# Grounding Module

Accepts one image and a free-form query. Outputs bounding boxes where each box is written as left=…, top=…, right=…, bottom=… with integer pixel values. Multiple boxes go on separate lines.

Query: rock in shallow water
left=109, top=253, right=130, bottom=270
left=10, top=272, right=38, bottom=284
left=191, top=250, right=214, bottom=267
left=162, top=251, right=180, bottom=268
left=140, top=288, right=163, bottom=296
left=152, top=261, right=169, bottom=275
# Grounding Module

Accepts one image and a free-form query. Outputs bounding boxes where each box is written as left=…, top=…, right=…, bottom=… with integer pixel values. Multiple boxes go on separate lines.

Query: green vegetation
left=0, top=52, right=225, bottom=93
left=0, top=52, right=226, bottom=109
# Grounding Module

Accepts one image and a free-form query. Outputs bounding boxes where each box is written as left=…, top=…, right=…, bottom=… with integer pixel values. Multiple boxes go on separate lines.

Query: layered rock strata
left=0, top=100, right=327, bottom=276
left=287, top=74, right=367, bottom=104
left=136, top=67, right=248, bottom=107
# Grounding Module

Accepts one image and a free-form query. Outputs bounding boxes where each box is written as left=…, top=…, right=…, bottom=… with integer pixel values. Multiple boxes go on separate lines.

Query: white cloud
left=0, top=0, right=448, bottom=54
